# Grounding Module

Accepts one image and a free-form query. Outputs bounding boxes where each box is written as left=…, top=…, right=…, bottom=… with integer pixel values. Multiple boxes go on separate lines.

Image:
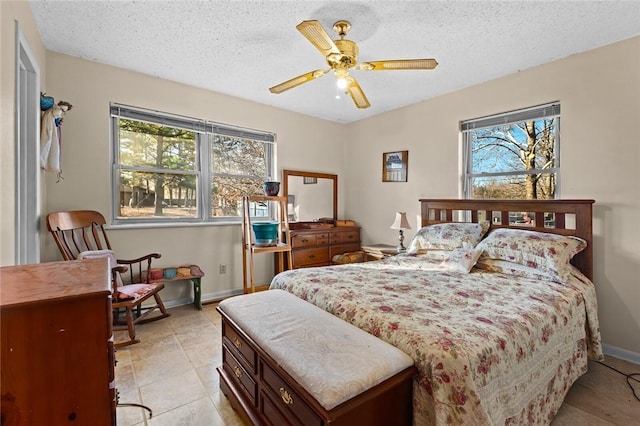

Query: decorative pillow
left=78, top=250, right=127, bottom=297
left=440, top=248, right=482, bottom=273
left=475, top=258, right=559, bottom=282
left=407, top=222, right=490, bottom=256
left=475, top=228, right=587, bottom=282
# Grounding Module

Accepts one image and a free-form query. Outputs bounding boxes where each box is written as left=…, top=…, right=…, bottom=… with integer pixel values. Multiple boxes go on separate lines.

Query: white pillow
left=407, top=222, right=490, bottom=256
left=440, top=248, right=482, bottom=273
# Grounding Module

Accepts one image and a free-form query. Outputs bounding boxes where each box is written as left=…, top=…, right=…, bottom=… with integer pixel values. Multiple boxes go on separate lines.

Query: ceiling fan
left=269, top=20, right=438, bottom=109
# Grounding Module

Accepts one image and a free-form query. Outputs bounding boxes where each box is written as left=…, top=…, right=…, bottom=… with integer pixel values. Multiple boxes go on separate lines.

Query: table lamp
left=390, top=212, right=411, bottom=252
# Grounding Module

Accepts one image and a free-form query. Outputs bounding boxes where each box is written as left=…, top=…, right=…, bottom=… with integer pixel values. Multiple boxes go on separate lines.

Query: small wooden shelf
left=251, top=242, right=292, bottom=254
left=241, top=195, right=292, bottom=293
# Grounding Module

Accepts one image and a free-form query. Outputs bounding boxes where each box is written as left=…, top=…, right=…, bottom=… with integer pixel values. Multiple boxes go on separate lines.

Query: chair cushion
left=117, top=283, right=156, bottom=301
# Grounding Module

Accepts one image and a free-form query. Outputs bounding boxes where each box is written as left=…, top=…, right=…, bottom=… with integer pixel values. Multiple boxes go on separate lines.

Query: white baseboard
left=202, top=289, right=244, bottom=303
left=164, top=289, right=243, bottom=309
left=603, top=343, right=640, bottom=366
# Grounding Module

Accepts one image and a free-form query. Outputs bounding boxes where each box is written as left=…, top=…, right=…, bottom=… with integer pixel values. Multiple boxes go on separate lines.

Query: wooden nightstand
left=361, top=244, right=401, bottom=261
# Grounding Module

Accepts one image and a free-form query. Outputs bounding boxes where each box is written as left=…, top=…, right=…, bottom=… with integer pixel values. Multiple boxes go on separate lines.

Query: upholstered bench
left=217, top=289, right=416, bottom=426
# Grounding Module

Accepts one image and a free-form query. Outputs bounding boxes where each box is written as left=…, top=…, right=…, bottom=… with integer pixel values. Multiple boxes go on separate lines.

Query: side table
left=148, top=265, right=205, bottom=310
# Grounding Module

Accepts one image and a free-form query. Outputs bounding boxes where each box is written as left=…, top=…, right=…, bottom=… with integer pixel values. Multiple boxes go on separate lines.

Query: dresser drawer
left=292, top=247, right=329, bottom=267
left=223, top=345, right=257, bottom=404
left=340, top=230, right=360, bottom=244
left=222, top=321, right=257, bottom=373
left=261, top=361, right=322, bottom=426
left=329, top=232, right=341, bottom=244
left=291, top=234, right=317, bottom=248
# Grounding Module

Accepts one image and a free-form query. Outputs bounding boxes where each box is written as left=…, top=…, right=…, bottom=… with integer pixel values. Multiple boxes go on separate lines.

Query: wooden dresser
left=0, top=258, right=116, bottom=426
left=288, top=226, right=361, bottom=269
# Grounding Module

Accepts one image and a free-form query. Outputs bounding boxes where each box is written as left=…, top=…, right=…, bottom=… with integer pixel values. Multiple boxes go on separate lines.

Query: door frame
left=15, top=21, right=41, bottom=264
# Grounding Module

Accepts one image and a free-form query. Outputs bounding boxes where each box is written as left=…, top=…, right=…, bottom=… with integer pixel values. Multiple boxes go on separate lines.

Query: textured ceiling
left=29, top=1, right=640, bottom=124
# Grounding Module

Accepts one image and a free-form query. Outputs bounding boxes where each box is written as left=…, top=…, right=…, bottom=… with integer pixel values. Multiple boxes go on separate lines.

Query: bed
left=270, top=199, right=603, bottom=425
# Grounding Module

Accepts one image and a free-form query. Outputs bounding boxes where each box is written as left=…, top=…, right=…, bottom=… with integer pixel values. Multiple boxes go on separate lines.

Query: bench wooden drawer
left=223, top=346, right=257, bottom=404
left=291, top=247, right=329, bottom=267
left=261, top=360, right=321, bottom=426
left=222, top=321, right=256, bottom=373
left=260, top=390, right=291, bottom=426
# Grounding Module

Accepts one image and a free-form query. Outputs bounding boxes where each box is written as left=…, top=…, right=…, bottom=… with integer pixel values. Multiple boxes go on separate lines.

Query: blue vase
left=252, top=222, right=279, bottom=246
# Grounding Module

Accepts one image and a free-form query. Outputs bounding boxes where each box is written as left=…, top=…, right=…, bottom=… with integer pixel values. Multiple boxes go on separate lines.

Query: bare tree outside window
left=462, top=103, right=560, bottom=200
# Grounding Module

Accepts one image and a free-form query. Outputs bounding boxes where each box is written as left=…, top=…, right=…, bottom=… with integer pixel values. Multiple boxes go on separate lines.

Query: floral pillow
left=440, top=248, right=482, bottom=273
left=407, top=222, right=490, bottom=257
left=475, top=228, right=587, bottom=282
left=475, top=258, right=560, bottom=282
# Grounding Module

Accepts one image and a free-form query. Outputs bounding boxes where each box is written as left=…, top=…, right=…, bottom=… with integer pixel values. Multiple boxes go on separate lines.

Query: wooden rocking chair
left=46, top=210, right=170, bottom=347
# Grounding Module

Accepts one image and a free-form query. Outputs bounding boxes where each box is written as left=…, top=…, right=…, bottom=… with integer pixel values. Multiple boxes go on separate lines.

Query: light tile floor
left=114, top=303, right=244, bottom=426
left=114, top=303, right=640, bottom=425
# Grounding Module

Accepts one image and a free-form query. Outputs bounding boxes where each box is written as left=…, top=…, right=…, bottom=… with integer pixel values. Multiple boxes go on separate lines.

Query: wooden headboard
left=419, top=199, right=595, bottom=281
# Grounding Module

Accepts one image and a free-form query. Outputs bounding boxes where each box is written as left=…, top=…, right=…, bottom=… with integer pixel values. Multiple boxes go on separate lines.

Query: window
left=461, top=102, right=560, bottom=200
left=111, top=104, right=275, bottom=224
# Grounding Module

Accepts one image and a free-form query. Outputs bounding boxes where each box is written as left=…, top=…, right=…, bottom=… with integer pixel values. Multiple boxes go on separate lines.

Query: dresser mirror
left=282, top=170, right=338, bottom=225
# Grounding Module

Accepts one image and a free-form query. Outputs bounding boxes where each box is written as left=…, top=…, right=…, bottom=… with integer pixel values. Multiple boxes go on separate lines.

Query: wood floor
left=114, top=303, right=640, bottom=425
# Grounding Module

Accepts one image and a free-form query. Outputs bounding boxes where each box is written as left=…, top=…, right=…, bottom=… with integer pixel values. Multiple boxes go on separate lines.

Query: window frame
left=461, top=102, right=561, bottom=200
left=110, top=104, right=275, bottom=226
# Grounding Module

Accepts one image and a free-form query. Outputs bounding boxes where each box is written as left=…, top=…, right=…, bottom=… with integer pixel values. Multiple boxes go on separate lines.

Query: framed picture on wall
left=382, top=151, right=408, bottom=182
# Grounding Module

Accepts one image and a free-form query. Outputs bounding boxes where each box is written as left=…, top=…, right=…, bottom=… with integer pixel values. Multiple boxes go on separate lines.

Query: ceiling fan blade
left=296, top=20, right=341, bottom=57
left=346, top=76, right=370, bottom=109
left=269, top=69, right=328, bottom=94
left=357, top=59, right=439, bottom=71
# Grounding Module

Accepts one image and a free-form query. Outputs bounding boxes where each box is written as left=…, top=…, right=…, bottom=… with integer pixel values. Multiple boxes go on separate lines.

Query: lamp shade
left=390, top=212, right=411, bottom=230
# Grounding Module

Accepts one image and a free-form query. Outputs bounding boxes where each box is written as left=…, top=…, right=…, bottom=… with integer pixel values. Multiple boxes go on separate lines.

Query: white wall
left=40, top=52, right=346, bottom=303
left=344, top=36, right=640, bottom=357
left=2, top=2, right=637, bottom=358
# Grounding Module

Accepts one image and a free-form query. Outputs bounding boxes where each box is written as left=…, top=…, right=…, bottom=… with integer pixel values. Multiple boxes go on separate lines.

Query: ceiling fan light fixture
left=335, top=68, right=349, bottom=90
left=270, top=19, right=438, bottom=109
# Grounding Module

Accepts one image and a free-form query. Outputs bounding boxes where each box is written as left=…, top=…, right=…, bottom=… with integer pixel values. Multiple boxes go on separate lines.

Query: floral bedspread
left=270, top=255, right=603, bottom=425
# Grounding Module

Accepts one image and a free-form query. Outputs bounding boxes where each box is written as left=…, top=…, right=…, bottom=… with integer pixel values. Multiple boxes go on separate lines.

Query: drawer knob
left=233, top=337, right=242, bottom=349
left=233, top=365, right=242, bottom=378
left=309, top=254, right=315, bottom=259
left=279, top=387, right=294, bottom=405
left=302, top=239, right=309, bottom=243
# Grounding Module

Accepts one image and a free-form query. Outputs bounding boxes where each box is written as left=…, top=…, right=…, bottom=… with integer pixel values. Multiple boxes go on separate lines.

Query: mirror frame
left=282, top=170, right=338, bottom=222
